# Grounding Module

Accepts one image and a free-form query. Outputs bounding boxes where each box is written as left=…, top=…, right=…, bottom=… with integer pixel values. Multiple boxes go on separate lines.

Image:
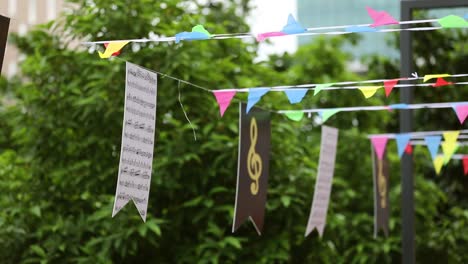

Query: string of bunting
left=212, top=73, right=468, bottom=118
left=83, top=7, right=468, bottom=58
left=369, top=130, right=468, bottom=175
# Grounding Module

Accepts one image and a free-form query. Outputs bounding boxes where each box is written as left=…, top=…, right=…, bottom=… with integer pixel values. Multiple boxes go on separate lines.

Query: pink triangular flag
left=453, top=104, right=468, bottom=124
left=213, top=90, right=236, bottom=117
left=384, top=79, right=399, bottom=97
left=366, top=7, right=399, bottom=27
left=371, top=136, right=389, bottom=160
left=256, top=31, right=286, bottom=42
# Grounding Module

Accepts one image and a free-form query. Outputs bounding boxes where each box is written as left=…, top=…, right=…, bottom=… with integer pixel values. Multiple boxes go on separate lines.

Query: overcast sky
left=248, top=0, right=297, bottom=60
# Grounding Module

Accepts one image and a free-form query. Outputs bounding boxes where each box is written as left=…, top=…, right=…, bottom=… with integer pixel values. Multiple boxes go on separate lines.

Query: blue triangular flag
left=424, top=136, right=442, bottom=160
left=247, top=88, right=270, bottom=113
left=282, top=14, right=306, bottom=34
left=284, top=89, right=308, bottom=104
left=396, top=134, right=411, bottom=158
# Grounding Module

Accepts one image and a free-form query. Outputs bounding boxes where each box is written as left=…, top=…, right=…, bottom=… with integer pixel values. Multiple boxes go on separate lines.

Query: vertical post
left=399, top=2, right=415, bottom=264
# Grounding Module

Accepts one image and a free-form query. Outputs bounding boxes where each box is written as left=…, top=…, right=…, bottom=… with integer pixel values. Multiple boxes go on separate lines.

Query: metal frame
left=399, top=1, right=467, bottom=263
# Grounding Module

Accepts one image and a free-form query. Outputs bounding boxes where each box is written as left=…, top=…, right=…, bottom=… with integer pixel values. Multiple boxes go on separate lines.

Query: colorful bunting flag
left=246, top=88, right=270, bottom=113
left=463, top=156, right=468, bottom=175
left=405, top=144, right=413, bottom=155
left=213, top=90, right=236, bottom=117
left=284, top=89, right=308, bottom=104
left=423, top=74, right=450, bottom=82
left=233, top=103, right=271, bottom=235
left=441, top=141, right=458, bottom=164
left=433, top=155, right=445, bottom=175
left=104, top=43, right=121, bottom=57
left=257, top=14, right=305, bottom=42
left=443, top=131, right=460, bottom=143
left=0, top=15, right=10, bottom=73
left=314, top=83, right=334, bottom=96
left=256, top=32, right=286, bottom=42
left=366, top=6, right=399, bottom=27
left=285, top=111, right=304, bottom=121
left=320, top=109, right=340, bottom=122
left=282, top=14, right=306, bottom=34
left=99, top=41, right=129, bottom=59
left=452, top=104, right=468, bottom=124
left=384, top=79, right=399, bottom=97
left=371, top=136, right=389, bottom=160
left=395, top=134, right=411, bottom=158
left=424, top=136, right=442, bottom=160
left=175, top=25, right=211, bottom=43
left=432, top=78, right=453, bottom=87
left=358, top=86, right=382, bottom=99
left=437, top=15, right=468, bottom=28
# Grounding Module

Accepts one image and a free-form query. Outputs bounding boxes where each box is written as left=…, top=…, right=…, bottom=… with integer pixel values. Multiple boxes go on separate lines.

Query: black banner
left=0, top=15, right=10, bottom=73
left=372, top=146, right=390, bottom=237
left=232, top=103, right=271, bottom=235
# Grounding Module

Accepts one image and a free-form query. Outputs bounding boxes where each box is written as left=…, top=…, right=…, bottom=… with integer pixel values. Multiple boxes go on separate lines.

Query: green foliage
left=0, top=1, right=467, bottom=263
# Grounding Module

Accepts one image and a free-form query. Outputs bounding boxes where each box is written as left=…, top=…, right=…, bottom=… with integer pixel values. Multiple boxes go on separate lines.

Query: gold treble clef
left=378, top=159, right=387, bottom=208
left=247, top=117, right=262, bottom=195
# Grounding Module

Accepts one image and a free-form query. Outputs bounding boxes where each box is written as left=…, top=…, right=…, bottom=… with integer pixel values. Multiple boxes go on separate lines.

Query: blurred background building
left=0, top=0, right=65, bottom=77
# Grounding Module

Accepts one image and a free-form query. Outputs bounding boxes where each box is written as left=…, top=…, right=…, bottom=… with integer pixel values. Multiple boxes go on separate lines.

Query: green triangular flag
left=320, top=109, right=340, bottom=122
left=285, top=111, right=304, bottom=121
left=437, top=15, right=468, bottom=28
left=192, top=25, right=212, bottom=36
left=314, top=83, right=334, bottom=96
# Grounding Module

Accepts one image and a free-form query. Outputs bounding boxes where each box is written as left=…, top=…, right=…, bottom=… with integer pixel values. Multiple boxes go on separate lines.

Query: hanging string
left=278, top=101, right=468, bottom=114
left=216, top=74, right=468, bottom=92
left=368, top=129, right=468, bottom=139
left=81, top=16, right=456, bottom=45
left=177, top=80, right=197, bottom=141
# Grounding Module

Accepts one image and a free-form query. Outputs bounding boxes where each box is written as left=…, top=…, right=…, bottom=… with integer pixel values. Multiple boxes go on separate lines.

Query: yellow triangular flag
left=98, top=41, right=129, bottom=59
left=441, top=142, right=458, bottom=164
left=423, top=74, right=450, bottom=82
left=433, top=155, right=444, bottom=175
left=358, top=86, right=382, bottom=99
left=443, top=131, right=460, bottom=143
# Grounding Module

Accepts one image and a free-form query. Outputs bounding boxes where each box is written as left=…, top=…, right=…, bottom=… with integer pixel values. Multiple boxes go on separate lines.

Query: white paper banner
left=112, top=62, right=157, bottom=221
left=305, top=126, right=339, bottom=237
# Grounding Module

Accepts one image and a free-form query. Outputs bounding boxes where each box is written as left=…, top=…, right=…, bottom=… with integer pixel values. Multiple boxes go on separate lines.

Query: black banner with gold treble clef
left=371, top=145, right=390, bottom=237
left=232, top=103, right=271, bottom=235
left=0, top=15, right=10, bottom=73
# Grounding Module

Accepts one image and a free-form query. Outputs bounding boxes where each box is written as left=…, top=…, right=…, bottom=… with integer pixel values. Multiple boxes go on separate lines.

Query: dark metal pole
left=399, top=2, right=414, bottom=263
left=399, top=1, right=467, bottom=262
